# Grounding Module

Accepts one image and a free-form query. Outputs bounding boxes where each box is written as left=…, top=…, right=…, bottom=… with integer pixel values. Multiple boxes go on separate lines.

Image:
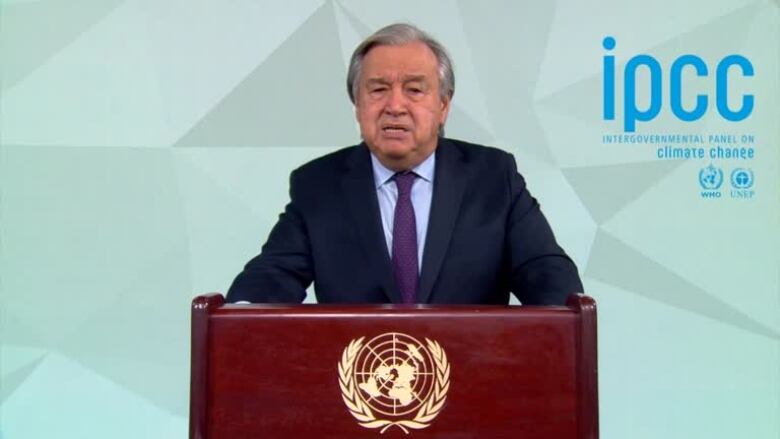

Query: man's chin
left=374, top=140, right=414, bottom=158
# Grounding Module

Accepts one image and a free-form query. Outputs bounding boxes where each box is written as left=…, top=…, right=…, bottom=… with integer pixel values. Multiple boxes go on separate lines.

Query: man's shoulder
left=292, top=143, right=364, bottom=179
left=442, top=138, right=514, bottom=166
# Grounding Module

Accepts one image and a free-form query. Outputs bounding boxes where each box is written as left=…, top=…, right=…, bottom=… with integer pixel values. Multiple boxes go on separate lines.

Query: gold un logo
left=338, top=332, right=450, bottom=434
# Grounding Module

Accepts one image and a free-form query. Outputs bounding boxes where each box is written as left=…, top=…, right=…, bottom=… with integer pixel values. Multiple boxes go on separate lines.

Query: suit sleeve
left=226, top=169, right=313, bottom=303
left=504, top=154, right=584, bottom=305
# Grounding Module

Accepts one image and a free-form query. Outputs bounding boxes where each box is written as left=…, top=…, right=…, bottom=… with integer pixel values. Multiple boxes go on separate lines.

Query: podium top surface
left=193, top=292, right=595, bottom=316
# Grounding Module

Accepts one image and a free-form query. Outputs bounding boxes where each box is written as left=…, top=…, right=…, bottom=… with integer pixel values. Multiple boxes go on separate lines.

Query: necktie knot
left=394, top=171, right=417, bottom=197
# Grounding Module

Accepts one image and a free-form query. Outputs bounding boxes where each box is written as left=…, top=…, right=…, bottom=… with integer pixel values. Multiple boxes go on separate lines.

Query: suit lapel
left=418, top=139, right=467, bottom=303
left=340, top=143, right=401, bottom=303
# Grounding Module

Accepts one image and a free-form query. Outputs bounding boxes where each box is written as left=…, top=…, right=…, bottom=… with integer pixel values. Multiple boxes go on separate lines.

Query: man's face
left=355, top=42, right=451, bottom=171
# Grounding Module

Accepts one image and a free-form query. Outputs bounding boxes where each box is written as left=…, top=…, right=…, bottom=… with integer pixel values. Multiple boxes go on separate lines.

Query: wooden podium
left=190, top=294, right=598, bottom=438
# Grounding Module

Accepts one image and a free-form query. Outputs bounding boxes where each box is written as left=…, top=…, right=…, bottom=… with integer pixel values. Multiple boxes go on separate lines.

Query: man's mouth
left=381, top=124, right=411, bottom=133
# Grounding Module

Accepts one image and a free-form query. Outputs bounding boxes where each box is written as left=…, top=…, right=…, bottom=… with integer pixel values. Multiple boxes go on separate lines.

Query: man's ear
left=439, top=96, right=452, bottom=125
left=353, top=102, right=364, bottom=136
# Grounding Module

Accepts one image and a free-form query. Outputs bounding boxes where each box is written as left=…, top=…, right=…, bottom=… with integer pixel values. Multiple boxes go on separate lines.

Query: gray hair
left=346, top=23, right=455, bottom=105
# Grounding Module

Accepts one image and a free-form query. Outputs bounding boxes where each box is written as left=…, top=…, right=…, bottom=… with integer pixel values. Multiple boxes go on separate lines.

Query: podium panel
left=190, top=294, right=597, bottom=438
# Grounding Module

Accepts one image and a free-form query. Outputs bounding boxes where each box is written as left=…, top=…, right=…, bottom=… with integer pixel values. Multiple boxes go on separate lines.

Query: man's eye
left=408, top=88, right=422, bottom=94
left=370, top=87, right=387, bottom=93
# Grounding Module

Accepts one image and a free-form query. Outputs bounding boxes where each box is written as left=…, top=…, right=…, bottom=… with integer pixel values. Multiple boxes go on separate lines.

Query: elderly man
left=227, top=23, right=583, bottom=305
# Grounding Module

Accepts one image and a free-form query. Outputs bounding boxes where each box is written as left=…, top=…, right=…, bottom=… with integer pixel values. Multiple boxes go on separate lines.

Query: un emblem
left=338, top=332, right=450, bottom=434
left=699, top=164, right=724, bottom=190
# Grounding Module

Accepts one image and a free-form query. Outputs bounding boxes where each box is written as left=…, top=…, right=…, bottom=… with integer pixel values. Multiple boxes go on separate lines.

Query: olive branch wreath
left=338, top=337, right=450, bottom=434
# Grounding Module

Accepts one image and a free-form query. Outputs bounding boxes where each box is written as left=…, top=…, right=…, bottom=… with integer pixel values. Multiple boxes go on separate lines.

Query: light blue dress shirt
left=370, top=152, right=435, bottom=273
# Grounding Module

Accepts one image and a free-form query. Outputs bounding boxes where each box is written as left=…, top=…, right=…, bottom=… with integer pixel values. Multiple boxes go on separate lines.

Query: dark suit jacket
left=227, top=138, right=583, bottom=305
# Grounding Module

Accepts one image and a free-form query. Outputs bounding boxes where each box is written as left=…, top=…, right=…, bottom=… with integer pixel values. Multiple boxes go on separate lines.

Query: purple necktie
left=392, top=172, right=418, bottom=304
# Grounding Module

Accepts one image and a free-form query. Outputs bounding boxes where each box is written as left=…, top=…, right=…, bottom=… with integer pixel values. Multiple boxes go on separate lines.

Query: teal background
left=1, top=0, right=778, bottom=437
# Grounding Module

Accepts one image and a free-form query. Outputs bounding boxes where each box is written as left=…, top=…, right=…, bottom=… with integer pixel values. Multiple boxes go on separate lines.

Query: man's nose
left=383, top=87, right=408, bottom=115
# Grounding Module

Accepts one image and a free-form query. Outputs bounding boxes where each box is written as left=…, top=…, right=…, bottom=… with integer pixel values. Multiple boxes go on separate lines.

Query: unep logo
left=602, top=36, right=755, bottom=132
left=729, top=168, right=755, bottom=199
left=730, top=168, right=754, bottom=189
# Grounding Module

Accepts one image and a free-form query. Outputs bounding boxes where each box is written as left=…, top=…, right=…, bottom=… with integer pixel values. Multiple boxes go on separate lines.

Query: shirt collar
left=370, top=150, right=436, bottom=189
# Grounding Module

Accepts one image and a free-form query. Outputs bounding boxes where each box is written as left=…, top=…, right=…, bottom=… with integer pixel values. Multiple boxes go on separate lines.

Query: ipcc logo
left=603, top=36, right=754, bottom=132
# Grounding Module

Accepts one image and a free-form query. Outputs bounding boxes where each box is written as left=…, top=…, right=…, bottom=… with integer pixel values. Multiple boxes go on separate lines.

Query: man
left=227, top=23, right=583, bottom=305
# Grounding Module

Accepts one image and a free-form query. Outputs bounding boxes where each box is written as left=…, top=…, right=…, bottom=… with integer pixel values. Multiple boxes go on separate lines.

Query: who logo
left=698, top=164, right=724, bottom=199
left=602, top=36, right=754, bottom=132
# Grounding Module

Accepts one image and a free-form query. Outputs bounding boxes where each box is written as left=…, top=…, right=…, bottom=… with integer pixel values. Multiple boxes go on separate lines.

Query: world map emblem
left=698, top=164, right=724, bottom=190
left=338, top=332, right=450, bottom=434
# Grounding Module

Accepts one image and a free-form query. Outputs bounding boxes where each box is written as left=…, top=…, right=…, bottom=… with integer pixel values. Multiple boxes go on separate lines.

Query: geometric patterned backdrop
left=1, top=0, right=778, bottom=437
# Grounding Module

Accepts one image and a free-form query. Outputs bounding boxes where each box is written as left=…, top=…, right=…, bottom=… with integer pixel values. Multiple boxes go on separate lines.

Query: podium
left=190, top=294, right=598, bottom=438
